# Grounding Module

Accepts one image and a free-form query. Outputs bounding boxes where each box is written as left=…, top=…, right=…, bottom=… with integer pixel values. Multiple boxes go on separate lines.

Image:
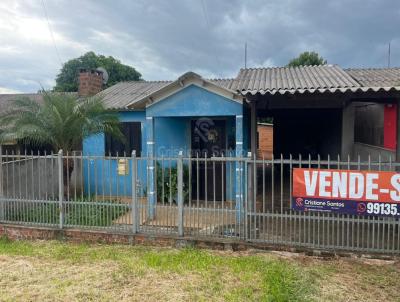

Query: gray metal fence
left=0, top=150, right=399, bottom=254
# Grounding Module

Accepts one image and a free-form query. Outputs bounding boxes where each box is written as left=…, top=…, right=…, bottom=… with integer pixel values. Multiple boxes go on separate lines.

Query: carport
left=237, top=66, right=400, bottom=162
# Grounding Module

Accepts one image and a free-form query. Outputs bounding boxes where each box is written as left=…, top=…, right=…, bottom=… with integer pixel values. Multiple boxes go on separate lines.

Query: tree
left=0, top=93, right=124, bottom=188
left=54, top=51, right=142, bottom=92
left=0, top=93, right=123, bottom=153
left=287, top=51, right=327, bottom=67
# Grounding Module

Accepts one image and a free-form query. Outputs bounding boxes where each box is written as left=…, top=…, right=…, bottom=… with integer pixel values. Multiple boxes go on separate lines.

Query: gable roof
left=345, top=68, right=400, bottom=87
left=134, top=72, right=240, bottom=109
left=99, top=81, right=172, bottom=110
left=236, top=65, right=361, bottom=96
left=100, top=72, right=238, bottom=109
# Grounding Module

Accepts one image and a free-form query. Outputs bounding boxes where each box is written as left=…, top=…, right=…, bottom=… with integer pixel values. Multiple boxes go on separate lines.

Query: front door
left=191, top=119, right=226, bottom=201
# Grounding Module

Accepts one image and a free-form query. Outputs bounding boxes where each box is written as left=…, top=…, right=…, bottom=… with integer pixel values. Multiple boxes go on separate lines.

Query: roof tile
left=236, top=65, right=361, bottom=93
left=345, top=68, right=400, bottom=87
left=3, top=66, right=400, bottom=110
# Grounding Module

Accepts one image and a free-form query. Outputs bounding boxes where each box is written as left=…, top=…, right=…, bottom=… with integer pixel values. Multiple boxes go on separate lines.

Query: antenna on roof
left=244, top=42, right=247, bottom=69
left=96, top=67, right=109, bottom=84
left=388, top=42, right=391, bottom=68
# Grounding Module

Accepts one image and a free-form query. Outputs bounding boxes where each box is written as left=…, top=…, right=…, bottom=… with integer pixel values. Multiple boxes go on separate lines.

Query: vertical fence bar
left=0, top=146, right=3, bottom=222
left=253, top=153, right=257, bottom=239
left=242, top=154, right=248, bottom=239
left=271, top=154, right=274, bottom=212
left=30, top=151, right=33, bottom=200
left=58, top=150, right=64, bottom=229
left=66, top=151, right=70, bottom=201
left=289, top=154, right=293, bottom=245
left=280, top=153, right=283, bottom=241
left=131, top=151, right=138, bottom=234
left=262, top=155, right=266, bottom=241
left=177, top=151, right=184, bottom=237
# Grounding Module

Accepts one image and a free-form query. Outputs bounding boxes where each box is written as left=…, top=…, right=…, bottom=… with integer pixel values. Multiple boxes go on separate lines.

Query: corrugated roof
left=100, top=78, right=237, bottom=109
left=209, top=78, right=237, bottom=90
left=0, top=79, right=238, bottom=111
left=0, top=92, right=78, bottom=112
left=6, top=66, right=398, bottom=111
left=345, top=67, right=400, bottom=87
left=236, top=65, right=361, bottom=95
left=99, top=65, right=400, bottom=108
left=99, top=80, right=172, bottom=109
left=0, top=94, right=44, bottom=112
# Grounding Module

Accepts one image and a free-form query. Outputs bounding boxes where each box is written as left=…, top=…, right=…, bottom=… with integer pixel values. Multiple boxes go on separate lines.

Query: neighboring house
left=346, top=68, right=400, bottom=155
left=0, top=93, right=45, bottom=154
left=0, top=92, right=78, bottom=155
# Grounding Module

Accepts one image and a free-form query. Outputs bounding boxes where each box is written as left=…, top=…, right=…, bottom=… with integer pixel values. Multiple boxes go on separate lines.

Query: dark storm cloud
left=0, top=0, right=399, bottom=92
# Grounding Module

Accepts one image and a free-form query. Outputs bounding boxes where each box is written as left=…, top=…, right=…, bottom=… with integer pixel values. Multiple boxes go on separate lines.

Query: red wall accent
left=384, top=104, right=397, bottom=150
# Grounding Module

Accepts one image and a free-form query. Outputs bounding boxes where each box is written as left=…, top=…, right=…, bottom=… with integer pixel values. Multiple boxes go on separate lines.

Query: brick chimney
left=78, top=69, right=103, bottom=97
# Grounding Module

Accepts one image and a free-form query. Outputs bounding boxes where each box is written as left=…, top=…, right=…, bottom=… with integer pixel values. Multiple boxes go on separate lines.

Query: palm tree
left=0, top=93, right=124, bottom=191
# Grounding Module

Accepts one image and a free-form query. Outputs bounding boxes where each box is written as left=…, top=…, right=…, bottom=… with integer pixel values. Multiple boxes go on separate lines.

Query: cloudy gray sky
left=1, top=0, right=400, bottom=93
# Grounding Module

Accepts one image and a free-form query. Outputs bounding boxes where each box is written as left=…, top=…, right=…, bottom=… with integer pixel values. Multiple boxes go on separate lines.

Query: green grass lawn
left=0, top=238, right=398, bottom=302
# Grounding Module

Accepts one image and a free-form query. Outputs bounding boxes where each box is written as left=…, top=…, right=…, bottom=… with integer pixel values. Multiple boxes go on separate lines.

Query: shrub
left=156, top=162, right=190, bottom=203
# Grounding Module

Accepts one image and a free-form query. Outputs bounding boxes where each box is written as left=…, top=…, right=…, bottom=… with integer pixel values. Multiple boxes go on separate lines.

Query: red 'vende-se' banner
left=292, top=168, right=400, bottom=217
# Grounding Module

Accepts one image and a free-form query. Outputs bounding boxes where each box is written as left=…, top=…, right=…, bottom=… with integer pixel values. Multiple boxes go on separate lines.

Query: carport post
left=249, top=100, right=257, bottom=211
left=177, top=151, right=184, bottom=236
left=131, top=150, right=138, bottom=234
left=250, top=101, right=258, bottom=158
left=146, top=116, right=156, bottom=220
left=58, top=150, right=64, bottom=229
left=235, top=114, right=244, bottom=222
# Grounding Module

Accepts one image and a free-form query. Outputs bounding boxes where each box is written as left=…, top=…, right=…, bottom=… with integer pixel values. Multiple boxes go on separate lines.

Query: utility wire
left=41, top=0, right=63, bottom=66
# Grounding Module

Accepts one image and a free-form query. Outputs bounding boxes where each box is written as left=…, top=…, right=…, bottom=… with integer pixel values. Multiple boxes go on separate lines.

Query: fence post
left=131, top=150, right=138, bottom=234
left=0, top=145, right=3, bottom=222
left=177, top=151, right=184, bottom=237
left=245, top=152, right=252, bottom=240
left=58, top=150, right=64, bottom=229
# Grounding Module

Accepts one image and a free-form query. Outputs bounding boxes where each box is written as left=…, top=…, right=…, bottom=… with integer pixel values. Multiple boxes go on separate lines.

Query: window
left=105, top=122, right=141, bottom=156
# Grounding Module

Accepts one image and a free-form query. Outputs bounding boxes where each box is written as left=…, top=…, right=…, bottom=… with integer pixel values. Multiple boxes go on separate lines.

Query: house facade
left=82, top=72, right=248, bottom=216
left=44, top=66, right=400, bottom=215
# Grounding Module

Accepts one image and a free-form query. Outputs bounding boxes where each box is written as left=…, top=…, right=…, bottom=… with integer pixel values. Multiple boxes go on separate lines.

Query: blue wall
left=147, top=84, right=242, bottom=117
left=83, top=111, right=147, bottom=197
left=153, top=116, right=237, bottom=157
left=84, top=111, right=147, bottom=156
left=154, top=117, right=190, bottom=157
left=83, top=84, right=245, bottom=200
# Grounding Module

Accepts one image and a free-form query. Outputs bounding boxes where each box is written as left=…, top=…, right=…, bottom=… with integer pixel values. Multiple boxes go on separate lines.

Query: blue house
left=83, top=71, right=249, bottom=216
left=81, top=66, right=400, bottom=218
